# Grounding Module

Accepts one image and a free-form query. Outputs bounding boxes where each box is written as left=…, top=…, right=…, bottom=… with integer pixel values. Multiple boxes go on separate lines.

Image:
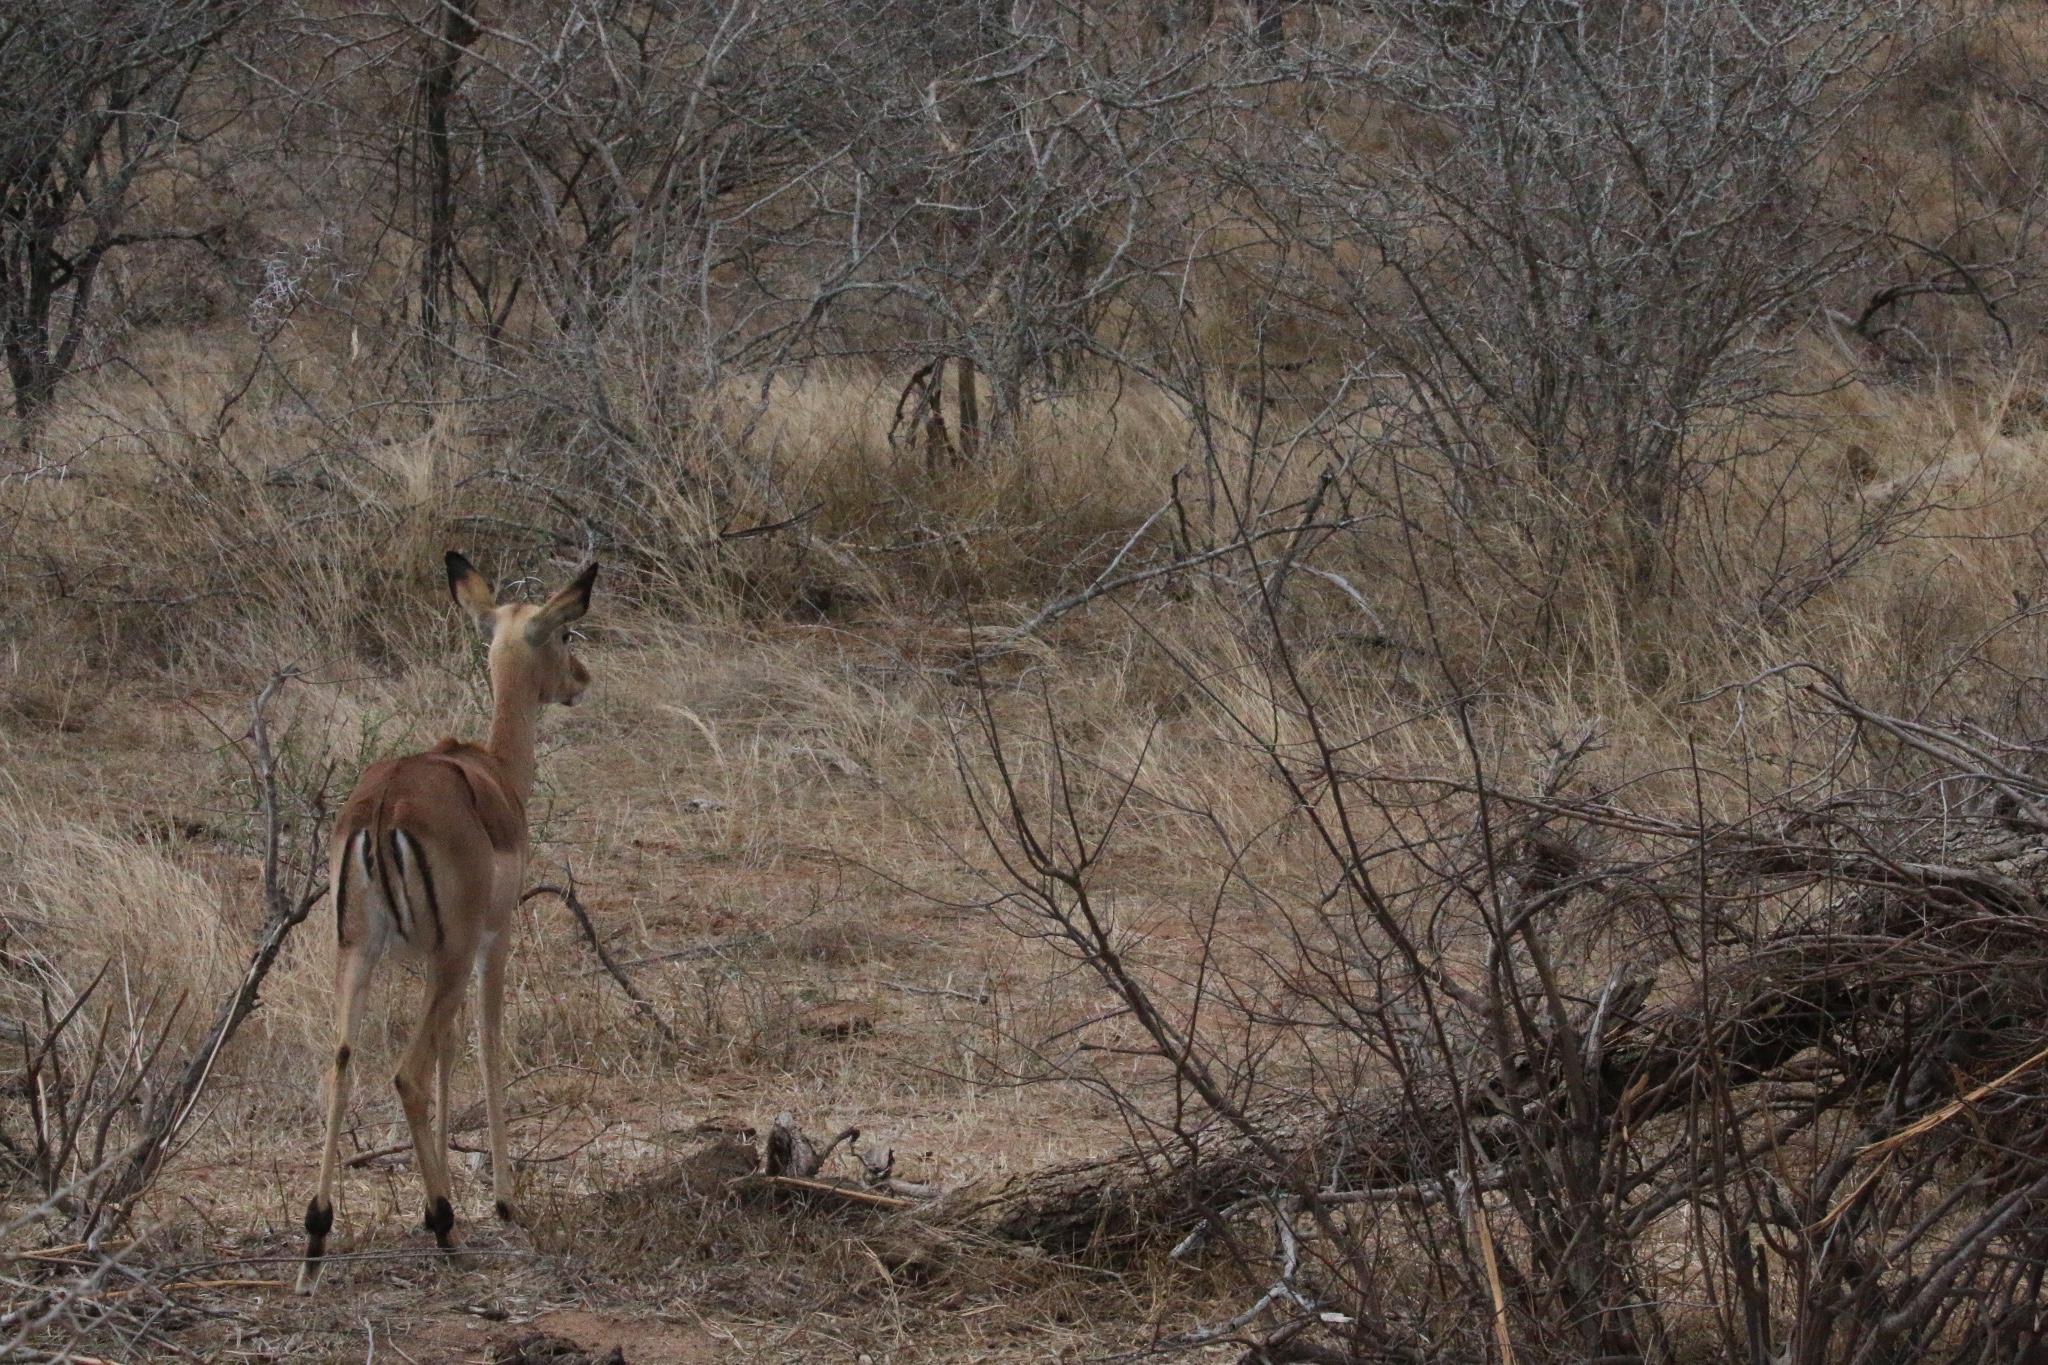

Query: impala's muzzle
left=558, top=654, right=591, bottom=706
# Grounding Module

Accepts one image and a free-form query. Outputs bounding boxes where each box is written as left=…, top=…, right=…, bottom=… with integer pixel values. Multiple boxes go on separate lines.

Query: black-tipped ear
left=445, top=550, right=499, bottom=627
left=525, top=562, right=599, bottom=645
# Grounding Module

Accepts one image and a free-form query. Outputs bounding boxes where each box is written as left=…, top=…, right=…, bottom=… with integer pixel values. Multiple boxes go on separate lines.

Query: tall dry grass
left=9, top=319, right=2048, bottom=1049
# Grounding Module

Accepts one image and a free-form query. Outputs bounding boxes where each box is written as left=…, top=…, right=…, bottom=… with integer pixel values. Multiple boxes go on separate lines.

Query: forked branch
left=525, top=874, right=678, bottom=1045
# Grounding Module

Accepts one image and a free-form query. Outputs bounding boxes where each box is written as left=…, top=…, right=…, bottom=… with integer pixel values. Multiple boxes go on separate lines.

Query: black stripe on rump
left=402, top=830, right=446, bottom=949
left=356, top=831, right=377, bottom=919
left=373, top=828, right=407, bottom=941
left=334, top=832, right=357, bottom=942
left=389, top=830, right=411, bottom=939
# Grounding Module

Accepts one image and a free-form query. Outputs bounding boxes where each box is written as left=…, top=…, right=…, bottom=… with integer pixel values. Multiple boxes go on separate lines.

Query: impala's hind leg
left=297, top=938, right=379, bottom=1295
left=395, top=961, right=470, bottom=1251
left=434, top=995, right=463, bottom=1166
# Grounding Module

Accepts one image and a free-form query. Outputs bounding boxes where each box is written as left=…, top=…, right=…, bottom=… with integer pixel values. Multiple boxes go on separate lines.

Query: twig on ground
left=730, top=1174, right=921, bottom=1210
left=596, top=930, right=774, bottom=972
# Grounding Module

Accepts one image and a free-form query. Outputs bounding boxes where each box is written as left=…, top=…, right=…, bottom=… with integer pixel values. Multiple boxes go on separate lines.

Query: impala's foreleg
left=478, top=928, right=516, bottom=1222
left=395, top=960, right=470, bottom=1249
left=297, top=935, right=380, bottom=1295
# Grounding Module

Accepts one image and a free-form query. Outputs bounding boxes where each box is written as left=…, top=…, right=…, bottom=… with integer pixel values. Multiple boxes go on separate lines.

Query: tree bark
left=419, top=0, right=483, bottom=348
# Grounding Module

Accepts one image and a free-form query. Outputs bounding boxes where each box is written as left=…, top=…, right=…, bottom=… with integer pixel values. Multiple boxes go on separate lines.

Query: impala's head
left=445, top=551, right=599, bottom=706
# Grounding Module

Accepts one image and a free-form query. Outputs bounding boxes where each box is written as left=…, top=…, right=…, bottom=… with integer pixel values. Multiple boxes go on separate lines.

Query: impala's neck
left=485, top=651, right=542, bottom=800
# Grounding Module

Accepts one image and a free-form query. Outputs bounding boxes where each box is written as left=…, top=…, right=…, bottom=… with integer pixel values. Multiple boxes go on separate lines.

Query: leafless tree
left=1233, top=0, right=1920, bottom=594
left=0, top=0, right=248, bottom=427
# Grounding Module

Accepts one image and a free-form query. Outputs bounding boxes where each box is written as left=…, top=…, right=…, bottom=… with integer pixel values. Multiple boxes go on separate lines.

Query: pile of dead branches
left=937, top=663, right=2048, bottom=1365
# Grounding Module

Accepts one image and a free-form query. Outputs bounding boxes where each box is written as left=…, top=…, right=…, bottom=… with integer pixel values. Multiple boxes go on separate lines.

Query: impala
left=297, top=552, right=598, bottom=1295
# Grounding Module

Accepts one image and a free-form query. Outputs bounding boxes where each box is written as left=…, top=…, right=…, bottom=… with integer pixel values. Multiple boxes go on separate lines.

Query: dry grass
left=4, top=333, right=2048, bottom=1365
left=10, top=107, right=2048, bottom=1355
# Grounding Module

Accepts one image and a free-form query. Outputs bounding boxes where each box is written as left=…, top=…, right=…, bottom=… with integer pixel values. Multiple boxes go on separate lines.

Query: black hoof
left=303, top=1195, right=333, bottom=1259
left=304, top=1195, right=334, bottom=1240
left=298, top=1196, right=333, bottom=1293
left=424, top=1194, right=456, bottom=1249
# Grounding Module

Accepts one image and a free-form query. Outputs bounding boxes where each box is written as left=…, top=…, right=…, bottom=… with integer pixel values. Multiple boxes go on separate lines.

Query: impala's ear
left=525, top=561, right=599, bottom=645
left=445, top=551, right=499, bottom=628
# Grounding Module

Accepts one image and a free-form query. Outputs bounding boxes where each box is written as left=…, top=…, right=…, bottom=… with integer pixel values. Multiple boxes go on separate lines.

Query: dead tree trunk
left=418, top=0, right=482, bottom=349
left=955, top=355, right=980, bottom=463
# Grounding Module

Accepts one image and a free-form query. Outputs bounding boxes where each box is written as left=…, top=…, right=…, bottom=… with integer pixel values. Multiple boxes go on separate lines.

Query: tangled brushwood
left=940, top=652, right=2048, bottom=1364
